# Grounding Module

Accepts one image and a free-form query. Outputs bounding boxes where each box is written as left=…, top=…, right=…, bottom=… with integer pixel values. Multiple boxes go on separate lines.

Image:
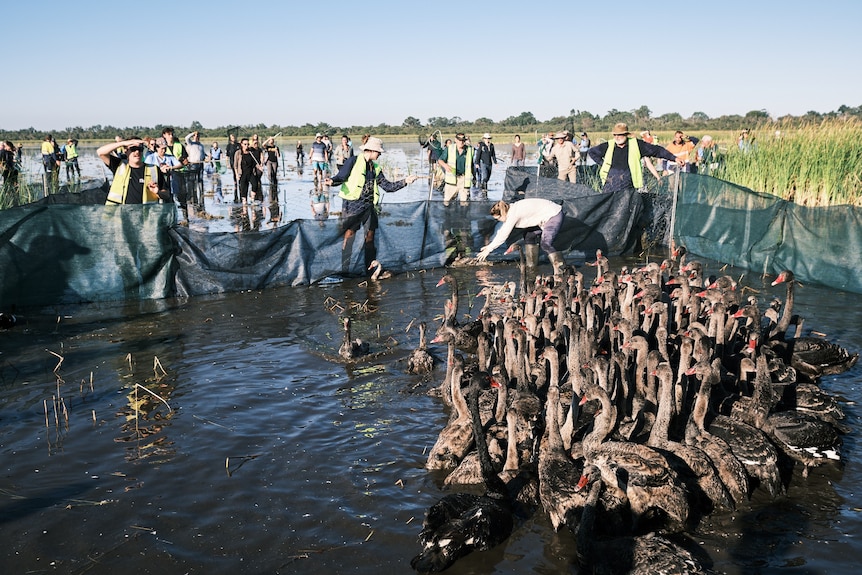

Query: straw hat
left=612, top=123, right=631, bottom=136
left=361, top=137, right=385, bottom=154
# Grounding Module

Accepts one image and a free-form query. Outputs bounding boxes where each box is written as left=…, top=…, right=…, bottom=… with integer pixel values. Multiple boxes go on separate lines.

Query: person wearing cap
left=545, top=131, right=580, bottom=183
left=309, top=133, right=330, bottom=191
left=436, top=133, right=474, bottom=206
left=475, top=198, right=566, bottom=271
left=325, top=137, right=418, bottom=276
left=145, top=140, right=183, bottom=207
left=97, top=137, right=171, bottom=206
left=62, top=138, right=81, bottom=182
left=587, top=122, right=677, bottom=194
left=474, top=133, right=497, bottom=195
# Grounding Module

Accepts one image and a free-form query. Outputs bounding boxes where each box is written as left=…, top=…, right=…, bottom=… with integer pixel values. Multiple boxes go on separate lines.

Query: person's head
left=44, top=134, right=52, bottom=141
left=455, top=133, right=467, bottom=149
left=612, top=123, right=630, bottom=146
left=156, top=142, right=167, bottom=156
left=341, top=135, right=350, bottom=146
left=673, top=130, right=685, bottom=143
left=252, top=134, right=259, bottom=145
left=490, top=200, right=510, bottom=222
left=701, top=135, right=713, bottom=147
left=191, top=131, right=200, bottom=142
left=361, top=136, right=385, bottom=159
left=315, top=132, right=323, bottom=142
left=229, top=133, right=236, bottom=142
left=162, top=127, right=175, bottom=142
left=444, top=138, right=452, bottom=146
left=581, top=132, right=588, bottom=139
left=483, top=133, right=492, bottom=143
left=514, top=134, right=521, bottom=143
left=240, top=137, right=250, bottom=150
left=553, top=131, right=567, bottom=143
left=125, top=139, right=144, bottom=166
left=212, top=141, right=219, bottom=148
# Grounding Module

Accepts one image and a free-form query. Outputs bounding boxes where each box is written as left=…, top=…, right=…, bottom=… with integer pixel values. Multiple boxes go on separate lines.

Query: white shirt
left=484, top=198, right=563, bottom=252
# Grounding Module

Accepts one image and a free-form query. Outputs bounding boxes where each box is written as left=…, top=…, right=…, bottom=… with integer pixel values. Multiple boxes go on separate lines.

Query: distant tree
left=690, top=111, right=710, bottom=122
left=744, top=109, right=770, bottom=122
left=427, top=117, right=452, bottom=128
left=402, top=116, right=422, bottom=129
left=190, top=120, right=204, bottom=132
left=633, top=105, right=652, bottom=124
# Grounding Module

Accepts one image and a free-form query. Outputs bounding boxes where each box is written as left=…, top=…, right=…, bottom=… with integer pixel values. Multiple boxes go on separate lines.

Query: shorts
left=313, top=161, right=328, bottom=172
left=341, top=205, right=377, bottom=233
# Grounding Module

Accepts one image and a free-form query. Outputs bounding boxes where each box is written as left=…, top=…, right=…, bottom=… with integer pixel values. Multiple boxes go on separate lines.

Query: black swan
left=407, top=322, right=436, bottom=375
left=411, top=373, right=513, bottom=573
left=769, top=269, right=858, bottom=379
left=538, top=347, right=591, bottom=532
left=338, top=316, right=370, bottom=361
left=575, top=464, right=718, bottom=575
left=425, top=360, right=475, bottom=470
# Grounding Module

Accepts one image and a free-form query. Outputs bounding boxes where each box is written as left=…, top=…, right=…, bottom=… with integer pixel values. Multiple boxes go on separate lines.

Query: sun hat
left=553, top=131, right=568, bottom=139
left=361, top=137, right=385, bottom=153
left=315, top=132, right=323, bottom=138
left=612, top=123, right=631, bottom=136
left=483, top=133, right=492, bottom=139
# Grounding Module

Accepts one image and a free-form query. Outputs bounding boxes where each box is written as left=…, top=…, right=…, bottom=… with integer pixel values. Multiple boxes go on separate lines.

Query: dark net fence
left=1, top=170, right=860, bottom=308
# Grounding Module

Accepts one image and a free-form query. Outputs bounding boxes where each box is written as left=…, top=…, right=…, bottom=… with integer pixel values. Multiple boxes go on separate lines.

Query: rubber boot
left=548, top=251, right=565, bottom=274
left=524, top=243, right=540, bottom=269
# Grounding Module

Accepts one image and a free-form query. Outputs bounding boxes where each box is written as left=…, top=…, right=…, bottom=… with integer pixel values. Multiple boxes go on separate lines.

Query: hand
left=476, top=246, right=492, bottom=262
left=324, top=178, right=333, bottom=186
left=405, top=175, right=418, bottom=184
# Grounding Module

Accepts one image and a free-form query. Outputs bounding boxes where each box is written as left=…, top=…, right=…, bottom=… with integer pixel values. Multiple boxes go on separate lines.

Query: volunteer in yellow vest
left=436, top=132, right=474, bottom=206
left=325, top=136, right=417, bottom=277
left=587, top=123, right=676, bottom=193
left=97, top=138, right=171, bottom=205
left=62, top=138, right=81, bottom=182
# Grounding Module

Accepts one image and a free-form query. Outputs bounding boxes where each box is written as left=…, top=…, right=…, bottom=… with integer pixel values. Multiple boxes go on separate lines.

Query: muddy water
left=0, top=258, right=859, bottom=575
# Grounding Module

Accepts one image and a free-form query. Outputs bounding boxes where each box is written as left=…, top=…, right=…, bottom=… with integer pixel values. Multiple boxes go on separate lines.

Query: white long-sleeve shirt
left=484, top=198, right=563, bottom=252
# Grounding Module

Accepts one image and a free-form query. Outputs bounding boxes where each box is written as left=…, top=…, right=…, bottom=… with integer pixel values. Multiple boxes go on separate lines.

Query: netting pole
left=668, top=166, right=681, bottom=250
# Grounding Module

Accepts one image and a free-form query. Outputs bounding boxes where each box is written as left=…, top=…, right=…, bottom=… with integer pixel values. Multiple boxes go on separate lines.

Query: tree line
left=3, top=105, right=861, bottom=143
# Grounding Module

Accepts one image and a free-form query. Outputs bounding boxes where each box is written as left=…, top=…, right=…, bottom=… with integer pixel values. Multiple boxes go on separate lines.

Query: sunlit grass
left=711, top=119, right=862, bottom=206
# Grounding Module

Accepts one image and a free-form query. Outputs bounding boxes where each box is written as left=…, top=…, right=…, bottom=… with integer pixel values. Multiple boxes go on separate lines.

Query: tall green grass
left=715, top=119, right=862, bottom=206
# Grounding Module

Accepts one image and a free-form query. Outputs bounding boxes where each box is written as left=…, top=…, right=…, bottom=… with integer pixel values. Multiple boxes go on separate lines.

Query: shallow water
left=18, top=140, right=510, bottom=226
left=1, top=259, right=860, bottom=575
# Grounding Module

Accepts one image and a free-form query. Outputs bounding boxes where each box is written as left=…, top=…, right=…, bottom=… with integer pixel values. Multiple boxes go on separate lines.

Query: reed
left=714, top=119, right=862, bottom=206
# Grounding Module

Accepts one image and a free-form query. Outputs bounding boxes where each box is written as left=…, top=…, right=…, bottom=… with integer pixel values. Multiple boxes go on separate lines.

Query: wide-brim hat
left=361, top=137, right=385, bottom=154
left=483, top=133, right=492, bottom=139
left=553, top=131, right=568, bottom=139
left=612, top=123, right=631, bottom=136
left=315, top=132, right=323, bottom=138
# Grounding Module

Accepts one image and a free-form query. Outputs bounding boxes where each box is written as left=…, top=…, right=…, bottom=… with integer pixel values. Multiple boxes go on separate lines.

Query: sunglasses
left=127, top=146, right=142, bottom=153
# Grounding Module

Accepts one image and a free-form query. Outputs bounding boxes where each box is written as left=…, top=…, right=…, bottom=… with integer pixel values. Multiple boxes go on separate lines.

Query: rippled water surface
left=1, top=258, right=860, bottom=575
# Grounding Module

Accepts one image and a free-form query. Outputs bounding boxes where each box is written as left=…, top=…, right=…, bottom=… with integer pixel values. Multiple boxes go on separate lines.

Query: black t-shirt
left=264, top=145, right=279, bottom=163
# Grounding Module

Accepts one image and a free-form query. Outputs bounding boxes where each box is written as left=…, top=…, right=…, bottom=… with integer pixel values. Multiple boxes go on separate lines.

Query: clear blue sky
left=2, top=0, right=860, bottom=132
